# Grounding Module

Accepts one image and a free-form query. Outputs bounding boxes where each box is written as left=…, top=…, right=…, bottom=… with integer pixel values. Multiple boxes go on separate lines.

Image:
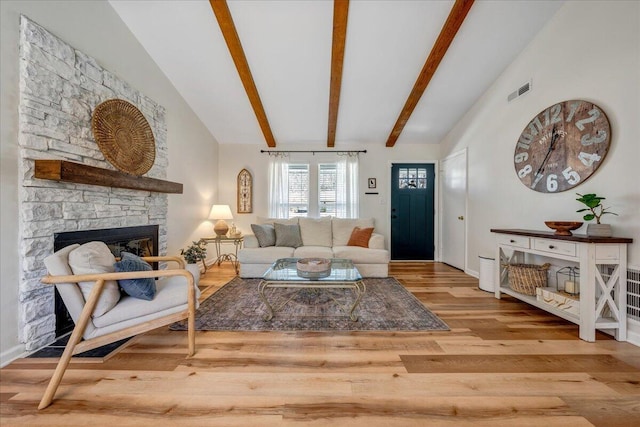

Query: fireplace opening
left=53, top=225, right=159, bottom=337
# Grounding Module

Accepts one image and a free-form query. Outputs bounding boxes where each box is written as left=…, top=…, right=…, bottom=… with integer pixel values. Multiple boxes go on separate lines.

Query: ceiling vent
left=508, top=80, right=532, bottom=102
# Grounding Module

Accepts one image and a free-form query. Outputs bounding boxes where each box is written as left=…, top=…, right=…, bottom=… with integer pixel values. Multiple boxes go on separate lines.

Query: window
left=288, top=164, right=309, bottom=217
left=318, top=164, right=337, bottom=217
left=269, top=154, right=358, bottom=218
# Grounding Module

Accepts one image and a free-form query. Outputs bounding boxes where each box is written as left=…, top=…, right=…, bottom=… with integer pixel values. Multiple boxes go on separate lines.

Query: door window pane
left=398, top=167, right=428, bottom=189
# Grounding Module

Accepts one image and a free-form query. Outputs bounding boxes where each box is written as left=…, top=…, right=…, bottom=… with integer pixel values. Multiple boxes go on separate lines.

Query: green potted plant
left=180, top=241, right=207, bottom=284
left=576, top=193, right=618, bottom=237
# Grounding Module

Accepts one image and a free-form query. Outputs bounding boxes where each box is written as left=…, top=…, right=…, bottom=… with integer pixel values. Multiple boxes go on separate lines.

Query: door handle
left=391, top=215, right=397, bottom=219
left=458, top=216, right=464, bottom=220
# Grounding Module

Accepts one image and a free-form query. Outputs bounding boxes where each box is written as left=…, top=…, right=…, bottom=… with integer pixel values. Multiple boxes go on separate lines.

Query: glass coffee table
left=259, top=258, right=366, bottom=321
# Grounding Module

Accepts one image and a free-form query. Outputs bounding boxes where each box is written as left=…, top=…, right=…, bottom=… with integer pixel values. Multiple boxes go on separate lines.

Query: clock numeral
left=514, top=152, right=529, bottom=164
left=562, top=166, right=581, bottom=185
left=575, top=108, right=600, bottom=130
left=531, top=172, right=544, bottom=189
left=578, top=151, right=602, bottom=166
left=546, top=174, right=558, bottom=192
left=528, top=117, right=543, bottom=136
left=544, top=104, right=562, bottom=126
left=566, top=101, right=580, bottom=123
left=517, top=164, right=532, bottom=178
left=518, top=132, right=534, bottom=146
left=581, top=130, right=607, bottom=146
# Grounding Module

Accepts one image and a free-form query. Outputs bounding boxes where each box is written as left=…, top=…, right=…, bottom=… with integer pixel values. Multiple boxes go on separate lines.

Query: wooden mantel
left=34, top=160, right=183, bottom=194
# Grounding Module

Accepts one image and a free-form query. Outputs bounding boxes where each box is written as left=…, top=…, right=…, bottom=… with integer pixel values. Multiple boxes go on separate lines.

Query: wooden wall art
left=237, top=169, right=253, bottom=213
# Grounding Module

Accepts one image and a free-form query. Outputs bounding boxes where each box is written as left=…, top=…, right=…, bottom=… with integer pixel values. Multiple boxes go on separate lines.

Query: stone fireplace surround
left=18, top=16, right=169, bottom=351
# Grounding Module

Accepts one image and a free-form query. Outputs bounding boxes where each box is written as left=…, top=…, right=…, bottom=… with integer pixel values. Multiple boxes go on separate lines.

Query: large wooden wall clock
left=237, top=169, right=252, bottom=213
left=514, top=100, right=611, bottom=193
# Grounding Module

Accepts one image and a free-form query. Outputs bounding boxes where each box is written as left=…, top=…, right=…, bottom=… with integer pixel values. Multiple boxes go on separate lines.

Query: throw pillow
left=274, top=222, right=303, bottom=248
left=251, top=223, right=276, bottom=247
left=332, top=218, right=375, bottom=246
left=114, top=252, right=156, bottom=301
left=68, top=241, right=121, bottom=317
left=347, top=227, right=374, bottom=248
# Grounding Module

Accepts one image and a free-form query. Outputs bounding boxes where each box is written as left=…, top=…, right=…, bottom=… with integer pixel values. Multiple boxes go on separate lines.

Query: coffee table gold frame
left=258, top=259, right=366, bottom=321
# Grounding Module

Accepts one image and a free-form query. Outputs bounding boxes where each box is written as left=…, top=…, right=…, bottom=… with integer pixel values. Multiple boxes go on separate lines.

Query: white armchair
left=38, top=243, right=198, bottom=409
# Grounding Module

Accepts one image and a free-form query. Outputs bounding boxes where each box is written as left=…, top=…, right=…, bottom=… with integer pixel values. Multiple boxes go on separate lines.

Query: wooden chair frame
left=38, top=256, right=196, bottom=410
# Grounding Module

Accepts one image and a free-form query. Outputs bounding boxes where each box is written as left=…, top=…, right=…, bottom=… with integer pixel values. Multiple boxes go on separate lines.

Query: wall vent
left=508, top=80, right=532, bottom=102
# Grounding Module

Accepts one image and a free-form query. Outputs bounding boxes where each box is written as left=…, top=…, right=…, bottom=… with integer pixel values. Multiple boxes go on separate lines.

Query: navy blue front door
left=390, top=163, right=435, bottom=260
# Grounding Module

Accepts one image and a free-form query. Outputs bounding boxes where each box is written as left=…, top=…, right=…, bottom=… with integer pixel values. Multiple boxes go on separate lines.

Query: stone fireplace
left=18, top=16, right=169, bottom=351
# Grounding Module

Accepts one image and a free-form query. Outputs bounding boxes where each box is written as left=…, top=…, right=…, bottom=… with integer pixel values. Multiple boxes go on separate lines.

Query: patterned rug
left=170, top=277, right=449, bottom=331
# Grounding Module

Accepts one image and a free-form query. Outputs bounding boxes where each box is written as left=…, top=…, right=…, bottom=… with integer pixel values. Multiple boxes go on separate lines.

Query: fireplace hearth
left=53, top=225, right=159, bottom=337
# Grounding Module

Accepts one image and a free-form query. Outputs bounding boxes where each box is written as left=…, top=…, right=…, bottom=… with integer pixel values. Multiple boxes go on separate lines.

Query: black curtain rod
left=260, top=149, right=366, bottom=154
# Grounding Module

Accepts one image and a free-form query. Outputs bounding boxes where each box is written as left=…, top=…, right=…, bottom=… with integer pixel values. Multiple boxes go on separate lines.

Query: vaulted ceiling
left=110, top=0, right=563, bottom=148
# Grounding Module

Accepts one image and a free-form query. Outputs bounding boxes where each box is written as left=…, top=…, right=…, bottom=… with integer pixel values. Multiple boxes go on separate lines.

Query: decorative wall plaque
left=237, top=168, right=252, bottom=213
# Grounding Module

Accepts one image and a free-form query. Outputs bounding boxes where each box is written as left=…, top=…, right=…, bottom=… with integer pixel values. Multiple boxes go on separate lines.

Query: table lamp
left=208, top=204, right=233, bottom=236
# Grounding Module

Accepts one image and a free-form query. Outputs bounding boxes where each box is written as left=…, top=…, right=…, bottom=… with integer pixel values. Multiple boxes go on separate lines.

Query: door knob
left=458, top=216, right=464, bottom=220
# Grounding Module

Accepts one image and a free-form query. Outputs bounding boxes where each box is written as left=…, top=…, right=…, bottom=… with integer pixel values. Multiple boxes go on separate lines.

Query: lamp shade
left=208, top=204, right=233, bottom=220
left=208, top=204, right=233, bottom=236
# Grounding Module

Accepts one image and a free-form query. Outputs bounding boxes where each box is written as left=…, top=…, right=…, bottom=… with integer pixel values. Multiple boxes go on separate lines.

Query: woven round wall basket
left=91, top=99, right=155, bottom=176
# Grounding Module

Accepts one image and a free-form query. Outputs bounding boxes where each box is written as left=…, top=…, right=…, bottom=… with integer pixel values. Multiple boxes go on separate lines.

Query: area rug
left=170, top=277, right=449, bottom=332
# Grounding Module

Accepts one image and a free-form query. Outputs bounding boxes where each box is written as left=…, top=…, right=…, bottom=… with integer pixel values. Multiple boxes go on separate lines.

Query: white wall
left=217, top=142, right=441, bottom=246
left=440, top=0, right=640, bottom=273
left=0, top=1, right=218, bottom=365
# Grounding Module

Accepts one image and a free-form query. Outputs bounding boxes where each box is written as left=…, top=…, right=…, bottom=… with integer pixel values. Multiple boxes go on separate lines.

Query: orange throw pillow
left=347, top=227, right=374, bottom=248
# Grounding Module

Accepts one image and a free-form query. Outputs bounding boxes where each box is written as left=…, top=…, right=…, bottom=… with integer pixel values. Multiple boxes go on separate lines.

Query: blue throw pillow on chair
left=114, top=252, right=156, bottom=300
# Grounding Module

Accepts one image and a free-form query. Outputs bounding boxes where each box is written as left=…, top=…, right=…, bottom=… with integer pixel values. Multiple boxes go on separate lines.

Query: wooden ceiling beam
left=327, top=0, right=349, bottom=148
left=209, top=0, right=277, bottom=147
left=385, top=0, right=474, bottom=147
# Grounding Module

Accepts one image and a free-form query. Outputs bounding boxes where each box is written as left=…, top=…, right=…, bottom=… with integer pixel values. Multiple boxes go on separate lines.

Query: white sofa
left=238, top=217, right=389, bottom=278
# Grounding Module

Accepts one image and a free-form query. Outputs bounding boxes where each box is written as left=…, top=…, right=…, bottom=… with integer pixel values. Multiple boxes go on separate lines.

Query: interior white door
left=440, top=149, right=467, bottom=270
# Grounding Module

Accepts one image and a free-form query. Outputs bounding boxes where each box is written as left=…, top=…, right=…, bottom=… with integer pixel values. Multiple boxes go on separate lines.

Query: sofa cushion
left=257, top=216, right=299, bottom=226
left=294, top=246, right=334, bottom=259
left=68, top=241, right=121, bottom=317
left=347, top=227, right=374, bottom=248
left=332, top=246, right=390, bottom=264
left=238, top=246, right=296, bottom=264
left=251, top=223, right=276, bottom=247
left=92, top=275, right=200, bottom=329
left=368, top=233, right=385, bottom=250
left=275, top=223, right=303, bottom=248
left=299, top=217, right=332, bottom=247
left=114, top=252, right=156, bottom=301
left=332, top=218, right=375, bottom=246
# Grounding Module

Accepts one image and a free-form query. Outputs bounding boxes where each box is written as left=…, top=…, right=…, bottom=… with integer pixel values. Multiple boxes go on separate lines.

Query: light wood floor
left=2, top=262, right=639, bottom=426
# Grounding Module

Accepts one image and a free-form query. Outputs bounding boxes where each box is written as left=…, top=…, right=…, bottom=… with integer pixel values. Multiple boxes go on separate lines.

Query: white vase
left=586, top=223, right=612, bottom=237
left=185, top=263, right=201, bottom=286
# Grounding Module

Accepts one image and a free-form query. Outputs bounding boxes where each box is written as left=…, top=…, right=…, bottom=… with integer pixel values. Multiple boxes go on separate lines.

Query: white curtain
left=268, top=154, right=289, bottom=218
left=336, top=153, right=359, bottom=218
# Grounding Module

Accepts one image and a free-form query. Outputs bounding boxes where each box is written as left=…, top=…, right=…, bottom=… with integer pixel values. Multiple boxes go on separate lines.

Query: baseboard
left=627, top=319, right=640, bottom=347
left=465, top=268, right=479, bottom=278
left=1, top=344, right=26, bottom=368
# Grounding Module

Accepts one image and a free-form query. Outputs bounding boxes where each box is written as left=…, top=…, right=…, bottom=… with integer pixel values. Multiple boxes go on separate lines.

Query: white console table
left=491, top=229, right=632, bottom=342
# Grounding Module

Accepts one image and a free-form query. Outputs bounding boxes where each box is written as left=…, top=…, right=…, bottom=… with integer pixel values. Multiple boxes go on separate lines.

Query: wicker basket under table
left=506, top=263, right=550, bottom=295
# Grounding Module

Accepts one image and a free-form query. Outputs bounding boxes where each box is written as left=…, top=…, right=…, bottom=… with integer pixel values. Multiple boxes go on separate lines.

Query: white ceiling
left=110, top=0, right=564, bottom=147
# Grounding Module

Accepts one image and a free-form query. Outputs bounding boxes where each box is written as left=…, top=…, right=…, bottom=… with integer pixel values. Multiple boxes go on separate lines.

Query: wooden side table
left=198, top=236, right=244, bottom=274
